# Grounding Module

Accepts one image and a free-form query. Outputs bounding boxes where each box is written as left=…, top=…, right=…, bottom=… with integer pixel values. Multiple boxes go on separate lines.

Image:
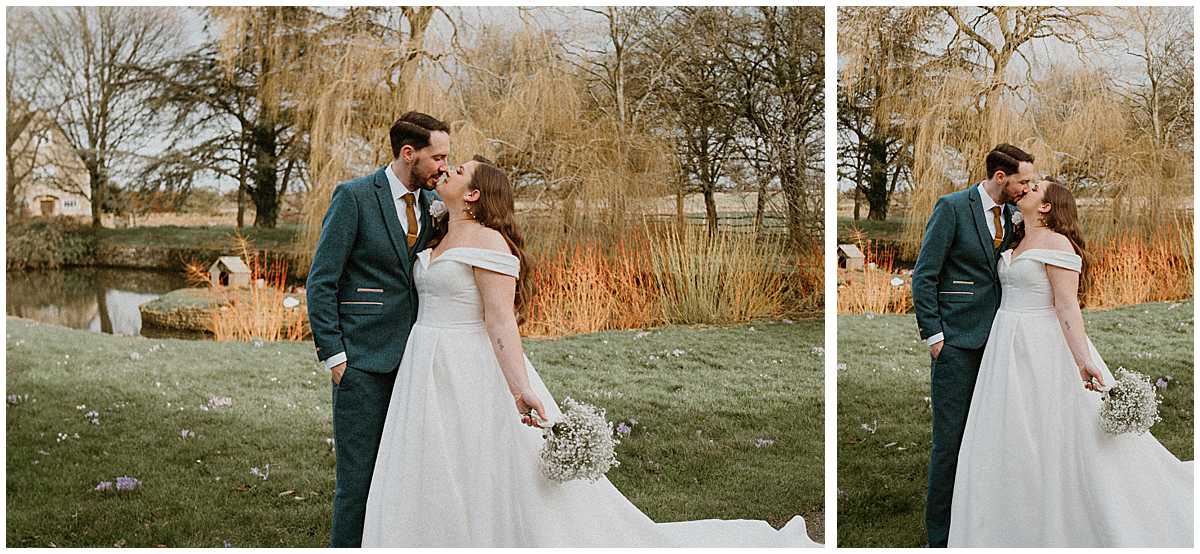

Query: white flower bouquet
left=1098, top=367, right=1162, bottom=435
left=535, top=397, right=620, bottom=483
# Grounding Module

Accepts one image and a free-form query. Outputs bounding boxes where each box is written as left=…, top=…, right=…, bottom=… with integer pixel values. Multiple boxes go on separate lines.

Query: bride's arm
left=475, top=255, right=547, bottom=426
left=1046, top=253, right=1104, bottom=390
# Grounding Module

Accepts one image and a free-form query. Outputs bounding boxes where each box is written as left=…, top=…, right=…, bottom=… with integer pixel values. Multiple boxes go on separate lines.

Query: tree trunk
left=781, top=172, right=806, bottom=250
left=675, top=186, right=685, bottom=233
left=702, top=187, right=718, bottom=238
left=853, top=186, right=862, bottom=221
left=754, top=179, right=767, bottom=237
left=85, top=155, right=105, bottom=228
left=864, top=137, right=891, bottom=221
left=251, top=122, right=279, bottom=228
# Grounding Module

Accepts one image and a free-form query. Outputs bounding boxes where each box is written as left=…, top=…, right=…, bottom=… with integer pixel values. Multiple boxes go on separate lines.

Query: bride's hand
left=1079, top=362, right=1105, bottom=391
left=513, top=388, right=547, bottom=428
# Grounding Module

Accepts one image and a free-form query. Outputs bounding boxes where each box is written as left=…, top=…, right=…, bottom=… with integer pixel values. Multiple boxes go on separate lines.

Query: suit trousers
left=330, top=366, right=397, bottom=547
left=925, top=343, right=984, bottom=548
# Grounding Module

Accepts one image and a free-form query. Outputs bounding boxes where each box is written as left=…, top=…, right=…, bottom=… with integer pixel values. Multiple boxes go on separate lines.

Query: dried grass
left=649, top=226, right=791, bottom=324
left=1085, top=229, right=1194, bottom=308
left=207, top=232, right=309, bottom=342
left=521, top=234, right=660, bottom=337
left=837, top=239, right=913, bottom=315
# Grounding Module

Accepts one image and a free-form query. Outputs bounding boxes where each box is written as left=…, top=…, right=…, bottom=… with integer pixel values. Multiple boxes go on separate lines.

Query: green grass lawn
left=836, top=216, right=909, bottom=244
left=95, top=225, right=301, bottom=253
left=6, top=317, right=822, bottom=547
left=837, top=300, right=1194, bottom=547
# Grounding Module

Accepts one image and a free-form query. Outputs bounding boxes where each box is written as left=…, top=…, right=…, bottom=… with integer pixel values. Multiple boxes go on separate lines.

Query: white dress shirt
left=386, top=163, right=422, bottom=236
left=324, top=165, right=425, bottom=371
left=927, top=183, right=1005, bottom=347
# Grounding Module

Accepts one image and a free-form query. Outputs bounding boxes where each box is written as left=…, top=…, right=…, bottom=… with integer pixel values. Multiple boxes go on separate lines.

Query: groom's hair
left=985, top=144, right=1034, bottom=179
left=390, top=111, right=450, bottom=158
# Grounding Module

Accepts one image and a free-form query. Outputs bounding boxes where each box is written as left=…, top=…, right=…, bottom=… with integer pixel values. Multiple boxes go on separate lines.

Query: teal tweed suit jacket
left=306, top=167, right=437, bottom=373
left=911, top=184, right=1017, bottom=350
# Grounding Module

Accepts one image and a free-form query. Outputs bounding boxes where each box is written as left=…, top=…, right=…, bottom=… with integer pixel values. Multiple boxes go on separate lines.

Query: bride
left=948, top=180, right=1193, bottom=547
left=360, top=156, right=818, bottom=547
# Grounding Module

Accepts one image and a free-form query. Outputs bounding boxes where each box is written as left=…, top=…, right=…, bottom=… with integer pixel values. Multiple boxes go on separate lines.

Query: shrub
left=5, top=217, right=96, bottom=270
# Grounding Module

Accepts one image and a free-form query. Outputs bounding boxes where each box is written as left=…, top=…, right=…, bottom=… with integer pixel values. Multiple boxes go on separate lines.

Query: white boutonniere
left=1011, top=210, right=1023, bottom=226
left=429, top=199, right=447, bottom=219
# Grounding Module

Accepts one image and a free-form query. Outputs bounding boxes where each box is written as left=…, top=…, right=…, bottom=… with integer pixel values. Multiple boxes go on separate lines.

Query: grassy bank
left=6, top=317, right=823, bottom=546
left=837, top=300, right=1194, bottom=547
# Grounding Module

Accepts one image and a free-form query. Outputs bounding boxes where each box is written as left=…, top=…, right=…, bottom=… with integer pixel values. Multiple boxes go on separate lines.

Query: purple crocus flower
left=616, top=422, right=632, bottom=436
left=115, top=476, right=141, bottom=491
left=94, top=481, right=113, bottom=492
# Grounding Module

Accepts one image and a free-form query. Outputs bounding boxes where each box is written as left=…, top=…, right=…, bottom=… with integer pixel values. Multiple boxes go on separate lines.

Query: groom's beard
left=410, top=168, right=438, bottom=191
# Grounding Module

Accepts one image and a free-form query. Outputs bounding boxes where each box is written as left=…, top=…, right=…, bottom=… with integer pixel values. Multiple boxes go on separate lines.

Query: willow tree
left=841, top=7, right=1108, bottom=253
left=213, top=7, right=444, bottom=262
left=836, top=7, right=937, bottom=221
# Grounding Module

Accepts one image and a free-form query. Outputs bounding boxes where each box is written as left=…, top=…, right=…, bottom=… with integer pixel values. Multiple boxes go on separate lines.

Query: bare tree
left=5, top=11, right=63, bottom=220
left=941, top=6, right=1104, bottom=165
left=19, top=6, right=184, bottom=228
left=1119, top=7, right=1194, bottom=153
left=836, top=7, right=939, bottom=222
left=726, top=7, right=825, bottom=247
left=655, top=7, right=741, bottom=237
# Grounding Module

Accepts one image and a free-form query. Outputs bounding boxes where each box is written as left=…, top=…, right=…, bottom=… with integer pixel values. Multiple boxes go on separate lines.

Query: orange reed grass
left=837, top=239, right=914, bottom=314
left=208, top=233, right=310, bottom=341
left=521, top=235, right=661, bottom=337
left=1084, top=231, right=1193, bottom=308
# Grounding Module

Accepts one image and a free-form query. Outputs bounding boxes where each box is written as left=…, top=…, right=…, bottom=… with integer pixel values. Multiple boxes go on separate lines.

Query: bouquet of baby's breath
left=1098, top=368, right=1162, bottom=435
left=535, top=397, right=620, bottom=483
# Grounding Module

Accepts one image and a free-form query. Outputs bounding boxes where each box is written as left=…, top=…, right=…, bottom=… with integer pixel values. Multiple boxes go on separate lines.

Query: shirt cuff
left=323, top=352, right=347, bottom=370
left=926, top=333, right=944, bottom=346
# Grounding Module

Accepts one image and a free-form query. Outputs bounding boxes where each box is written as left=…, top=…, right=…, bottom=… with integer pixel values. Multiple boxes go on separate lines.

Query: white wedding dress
left=361, top=247, right=818, bottom=546
left=949, top=248, right=1193, bottom=547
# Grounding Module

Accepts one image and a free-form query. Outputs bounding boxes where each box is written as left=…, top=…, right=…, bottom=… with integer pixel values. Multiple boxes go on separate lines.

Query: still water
left=6, top=267, right=188, bottom=337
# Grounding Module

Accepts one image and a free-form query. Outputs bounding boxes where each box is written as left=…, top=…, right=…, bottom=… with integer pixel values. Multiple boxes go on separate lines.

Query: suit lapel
left=967, top=185, right=998, bottom=276
left=373, top=167, right=413, bottom=281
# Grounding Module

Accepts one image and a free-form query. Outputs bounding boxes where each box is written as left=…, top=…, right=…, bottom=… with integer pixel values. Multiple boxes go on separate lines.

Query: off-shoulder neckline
left=419, top=246, right=518, bottom=267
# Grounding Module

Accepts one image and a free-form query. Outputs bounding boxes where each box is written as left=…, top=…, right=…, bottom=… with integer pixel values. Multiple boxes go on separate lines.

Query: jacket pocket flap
left=338, top=301, right=383, bottom=314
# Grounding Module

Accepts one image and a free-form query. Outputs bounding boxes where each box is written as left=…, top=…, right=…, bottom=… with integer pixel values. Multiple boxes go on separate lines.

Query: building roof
left=210, top=256, right=251, bottom=274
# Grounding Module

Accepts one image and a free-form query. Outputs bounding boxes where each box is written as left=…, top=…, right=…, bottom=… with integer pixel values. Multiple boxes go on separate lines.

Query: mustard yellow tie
left=403, top=194, right=418, bottom=248
left=991, top=206, right=1003, bottom=249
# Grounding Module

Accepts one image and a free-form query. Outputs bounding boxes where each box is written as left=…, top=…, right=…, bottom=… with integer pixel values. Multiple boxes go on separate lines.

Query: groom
left=911, top=143, right=1034, bottom=548
left=306, top=111, right=448, bottom=547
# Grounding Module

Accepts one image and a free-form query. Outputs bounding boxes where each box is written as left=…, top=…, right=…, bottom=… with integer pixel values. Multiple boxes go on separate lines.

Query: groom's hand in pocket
left=930, top=340, right=945, bottom=360
left=331, top=362, right=347, bottom=385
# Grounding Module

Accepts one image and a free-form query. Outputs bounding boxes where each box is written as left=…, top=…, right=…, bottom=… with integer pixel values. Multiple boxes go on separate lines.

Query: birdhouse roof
left=837, top=244, right=865, bottom=259
left=210, top=256, right=251, bottom=274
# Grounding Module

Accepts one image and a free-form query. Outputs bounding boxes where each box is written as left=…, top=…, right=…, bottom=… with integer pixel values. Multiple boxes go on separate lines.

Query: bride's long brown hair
left=1011, top=179, right=1092, bottom=301
left=464, top=155, right=534, bottom=319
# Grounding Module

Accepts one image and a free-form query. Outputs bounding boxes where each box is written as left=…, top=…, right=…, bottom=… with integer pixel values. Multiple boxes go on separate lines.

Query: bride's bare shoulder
left=1041, top=232, right=1075, bottom=254
left=464, top=225, right=510, bottom=254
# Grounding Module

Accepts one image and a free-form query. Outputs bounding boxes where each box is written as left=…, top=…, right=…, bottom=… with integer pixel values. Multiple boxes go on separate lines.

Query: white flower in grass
left=282, top=297, right=300, bottom=309
left=890, top=277, right=904, bottom=287
left=250, top=464, right=271, bottom=480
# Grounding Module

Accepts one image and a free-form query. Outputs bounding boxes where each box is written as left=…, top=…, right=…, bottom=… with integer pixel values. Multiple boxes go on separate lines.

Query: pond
left=6, top=267, right=190, bottom=337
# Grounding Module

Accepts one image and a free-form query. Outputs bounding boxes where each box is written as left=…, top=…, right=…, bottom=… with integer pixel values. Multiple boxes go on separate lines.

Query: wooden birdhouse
left=209, top=256, right=252, bottom=288
left=838, top=244, right=865, bottom=271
